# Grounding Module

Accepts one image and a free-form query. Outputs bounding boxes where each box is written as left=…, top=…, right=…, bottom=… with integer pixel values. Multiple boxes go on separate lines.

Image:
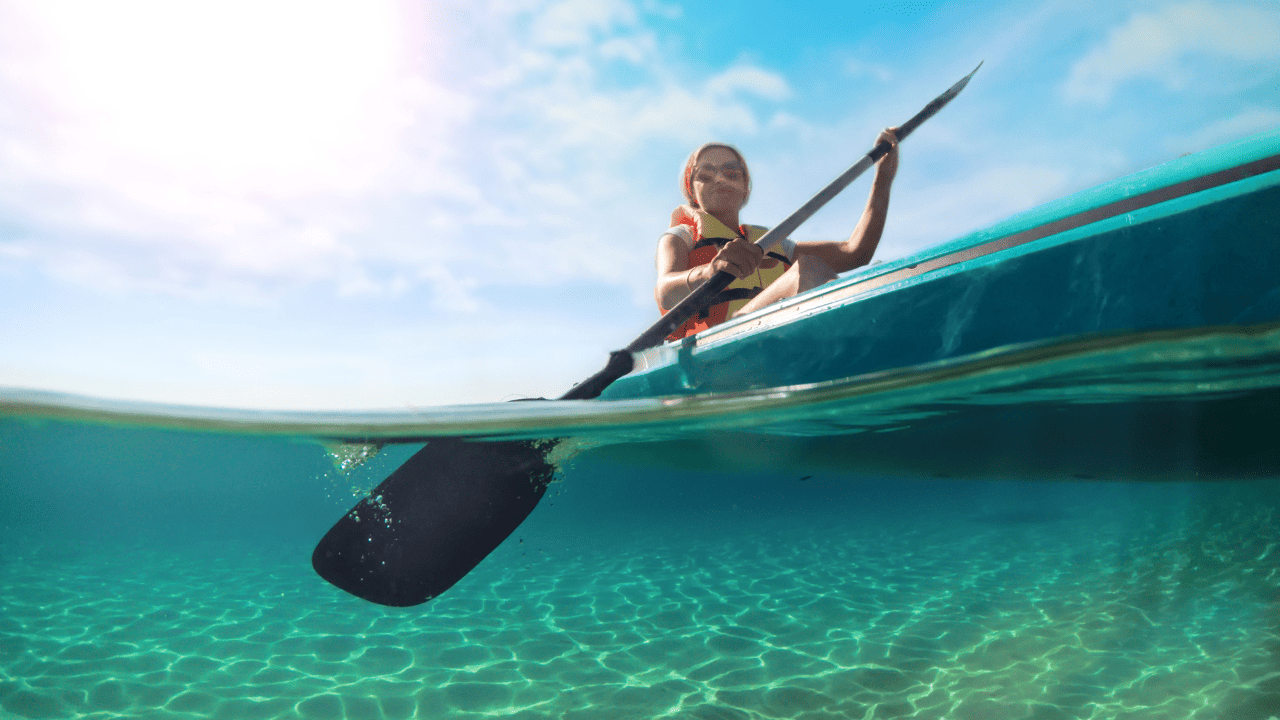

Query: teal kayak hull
left=601, top=129, right=1280, bottom=400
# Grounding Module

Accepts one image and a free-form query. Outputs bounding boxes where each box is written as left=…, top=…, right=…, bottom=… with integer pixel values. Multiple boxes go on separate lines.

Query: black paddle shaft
left=564, top=61, right=982, bottom=401
left=312, top=63, right=981, bottom=606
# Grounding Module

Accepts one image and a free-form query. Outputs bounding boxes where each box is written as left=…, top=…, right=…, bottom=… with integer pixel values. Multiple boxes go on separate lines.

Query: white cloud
left=767, top=111, right=813, bottom=135
left=845, top=59, right=893, bottom=83
left=1163, top=107, right=1280, bottom=155
left=0, top=242, right=31, bottom=260
left=599, top=34, right=656, bottom=63
left=641, top=0, right=680, bottom=21
left=531, top=0, right=637, bottom=46
left=706, top=66, right=792, bottom=102
left=1063, top=1, right=1280, bottom=105
left=0, top=0, right=822, bottom=311
left=883, top=163, right=1074, bottom=257
left=414, top=263, right=481, bottom=312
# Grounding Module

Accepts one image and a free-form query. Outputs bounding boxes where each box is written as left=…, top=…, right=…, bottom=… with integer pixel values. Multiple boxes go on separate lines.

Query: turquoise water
left=2, top=325, right=1280, bottom=719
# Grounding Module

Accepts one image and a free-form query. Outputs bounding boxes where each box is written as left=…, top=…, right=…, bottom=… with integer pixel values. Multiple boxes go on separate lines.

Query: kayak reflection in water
left=655, top=128, right=899, bottom=341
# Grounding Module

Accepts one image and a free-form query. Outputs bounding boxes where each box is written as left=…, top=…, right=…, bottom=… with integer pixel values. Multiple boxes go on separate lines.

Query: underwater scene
left=3, top=323, right=1280, bottom=720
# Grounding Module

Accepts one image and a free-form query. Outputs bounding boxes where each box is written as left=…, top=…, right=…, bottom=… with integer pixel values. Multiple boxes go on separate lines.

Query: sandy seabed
left=2, top=496, right=1279, bottom=720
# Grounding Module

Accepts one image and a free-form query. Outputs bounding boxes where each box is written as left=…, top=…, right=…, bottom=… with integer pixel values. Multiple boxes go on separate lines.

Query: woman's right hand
left=709, top=237, right=764, bottom=279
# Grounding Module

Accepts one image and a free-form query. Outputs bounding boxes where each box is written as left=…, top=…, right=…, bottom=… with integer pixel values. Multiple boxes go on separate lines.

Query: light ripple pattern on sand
left=3, top=480, right=1280, bottom=720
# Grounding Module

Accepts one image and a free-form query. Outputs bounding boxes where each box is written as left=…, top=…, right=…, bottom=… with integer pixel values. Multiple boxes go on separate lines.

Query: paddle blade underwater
left=311, top=437, right=557, bottom=607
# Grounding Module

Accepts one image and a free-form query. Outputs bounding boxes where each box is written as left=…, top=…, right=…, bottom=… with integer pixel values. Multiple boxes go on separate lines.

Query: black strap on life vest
left=692, top=236, right=734, bottom=250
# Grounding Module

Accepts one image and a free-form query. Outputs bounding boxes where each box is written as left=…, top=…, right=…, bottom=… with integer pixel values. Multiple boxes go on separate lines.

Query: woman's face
left=691, top=147, right=748, bottom=218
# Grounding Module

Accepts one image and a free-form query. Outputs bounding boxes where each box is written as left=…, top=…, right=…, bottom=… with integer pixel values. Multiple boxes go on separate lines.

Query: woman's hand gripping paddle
left=311, top=63, right=982, bottom=607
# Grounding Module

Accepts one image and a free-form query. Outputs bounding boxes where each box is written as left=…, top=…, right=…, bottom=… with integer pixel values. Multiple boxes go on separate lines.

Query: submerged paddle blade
left=312, top=437, right=557, bottom=607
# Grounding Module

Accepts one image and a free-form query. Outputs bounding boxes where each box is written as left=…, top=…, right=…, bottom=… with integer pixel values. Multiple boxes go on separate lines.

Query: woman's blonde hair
left=680, top=142, right=751, bottom=208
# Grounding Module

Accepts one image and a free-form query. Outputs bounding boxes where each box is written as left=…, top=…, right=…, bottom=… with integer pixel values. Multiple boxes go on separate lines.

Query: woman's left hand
left=876, top=126, right=899, bottom=181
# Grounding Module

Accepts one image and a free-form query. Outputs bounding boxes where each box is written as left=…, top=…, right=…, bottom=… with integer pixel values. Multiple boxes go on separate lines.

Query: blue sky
left=1, top=0, right=1277, bottom=409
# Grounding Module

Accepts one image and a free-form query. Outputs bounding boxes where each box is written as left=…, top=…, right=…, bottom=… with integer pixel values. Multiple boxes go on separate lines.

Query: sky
left=0, top=0, right=1277, bottom=410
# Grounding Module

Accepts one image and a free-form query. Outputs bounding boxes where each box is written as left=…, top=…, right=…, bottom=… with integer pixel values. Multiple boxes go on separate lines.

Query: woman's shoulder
left=661, top=224, right=694, bottom=251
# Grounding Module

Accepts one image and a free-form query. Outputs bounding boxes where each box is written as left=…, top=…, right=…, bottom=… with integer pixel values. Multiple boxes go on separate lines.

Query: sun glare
left=15, top=0, right=407, bottom=194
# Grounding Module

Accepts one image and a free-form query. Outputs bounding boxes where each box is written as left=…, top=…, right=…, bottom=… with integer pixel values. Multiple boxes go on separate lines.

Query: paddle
left=312, top=63, right=982, bottom=607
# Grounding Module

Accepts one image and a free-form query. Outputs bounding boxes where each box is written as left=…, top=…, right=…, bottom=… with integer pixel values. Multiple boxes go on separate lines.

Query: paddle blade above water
left=311, top=437, right=557, bottom=607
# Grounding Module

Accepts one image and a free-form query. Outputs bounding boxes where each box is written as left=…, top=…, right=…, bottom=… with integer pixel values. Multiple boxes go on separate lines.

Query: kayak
left=600, top=128, right=1280, bottom=401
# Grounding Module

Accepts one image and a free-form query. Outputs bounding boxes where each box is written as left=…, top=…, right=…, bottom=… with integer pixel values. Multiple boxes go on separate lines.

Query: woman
left=655, top=128, right=899, bottom=340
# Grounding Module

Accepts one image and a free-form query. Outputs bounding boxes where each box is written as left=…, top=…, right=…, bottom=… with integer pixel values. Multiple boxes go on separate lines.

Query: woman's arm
left=793, top=127, right=899, bottom=273
left=655, top=233, right=764, bottom=311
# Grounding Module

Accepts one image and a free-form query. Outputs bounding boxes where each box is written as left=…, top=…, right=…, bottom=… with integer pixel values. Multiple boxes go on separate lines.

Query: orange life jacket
left=660, top=208, right=793, bottom=341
